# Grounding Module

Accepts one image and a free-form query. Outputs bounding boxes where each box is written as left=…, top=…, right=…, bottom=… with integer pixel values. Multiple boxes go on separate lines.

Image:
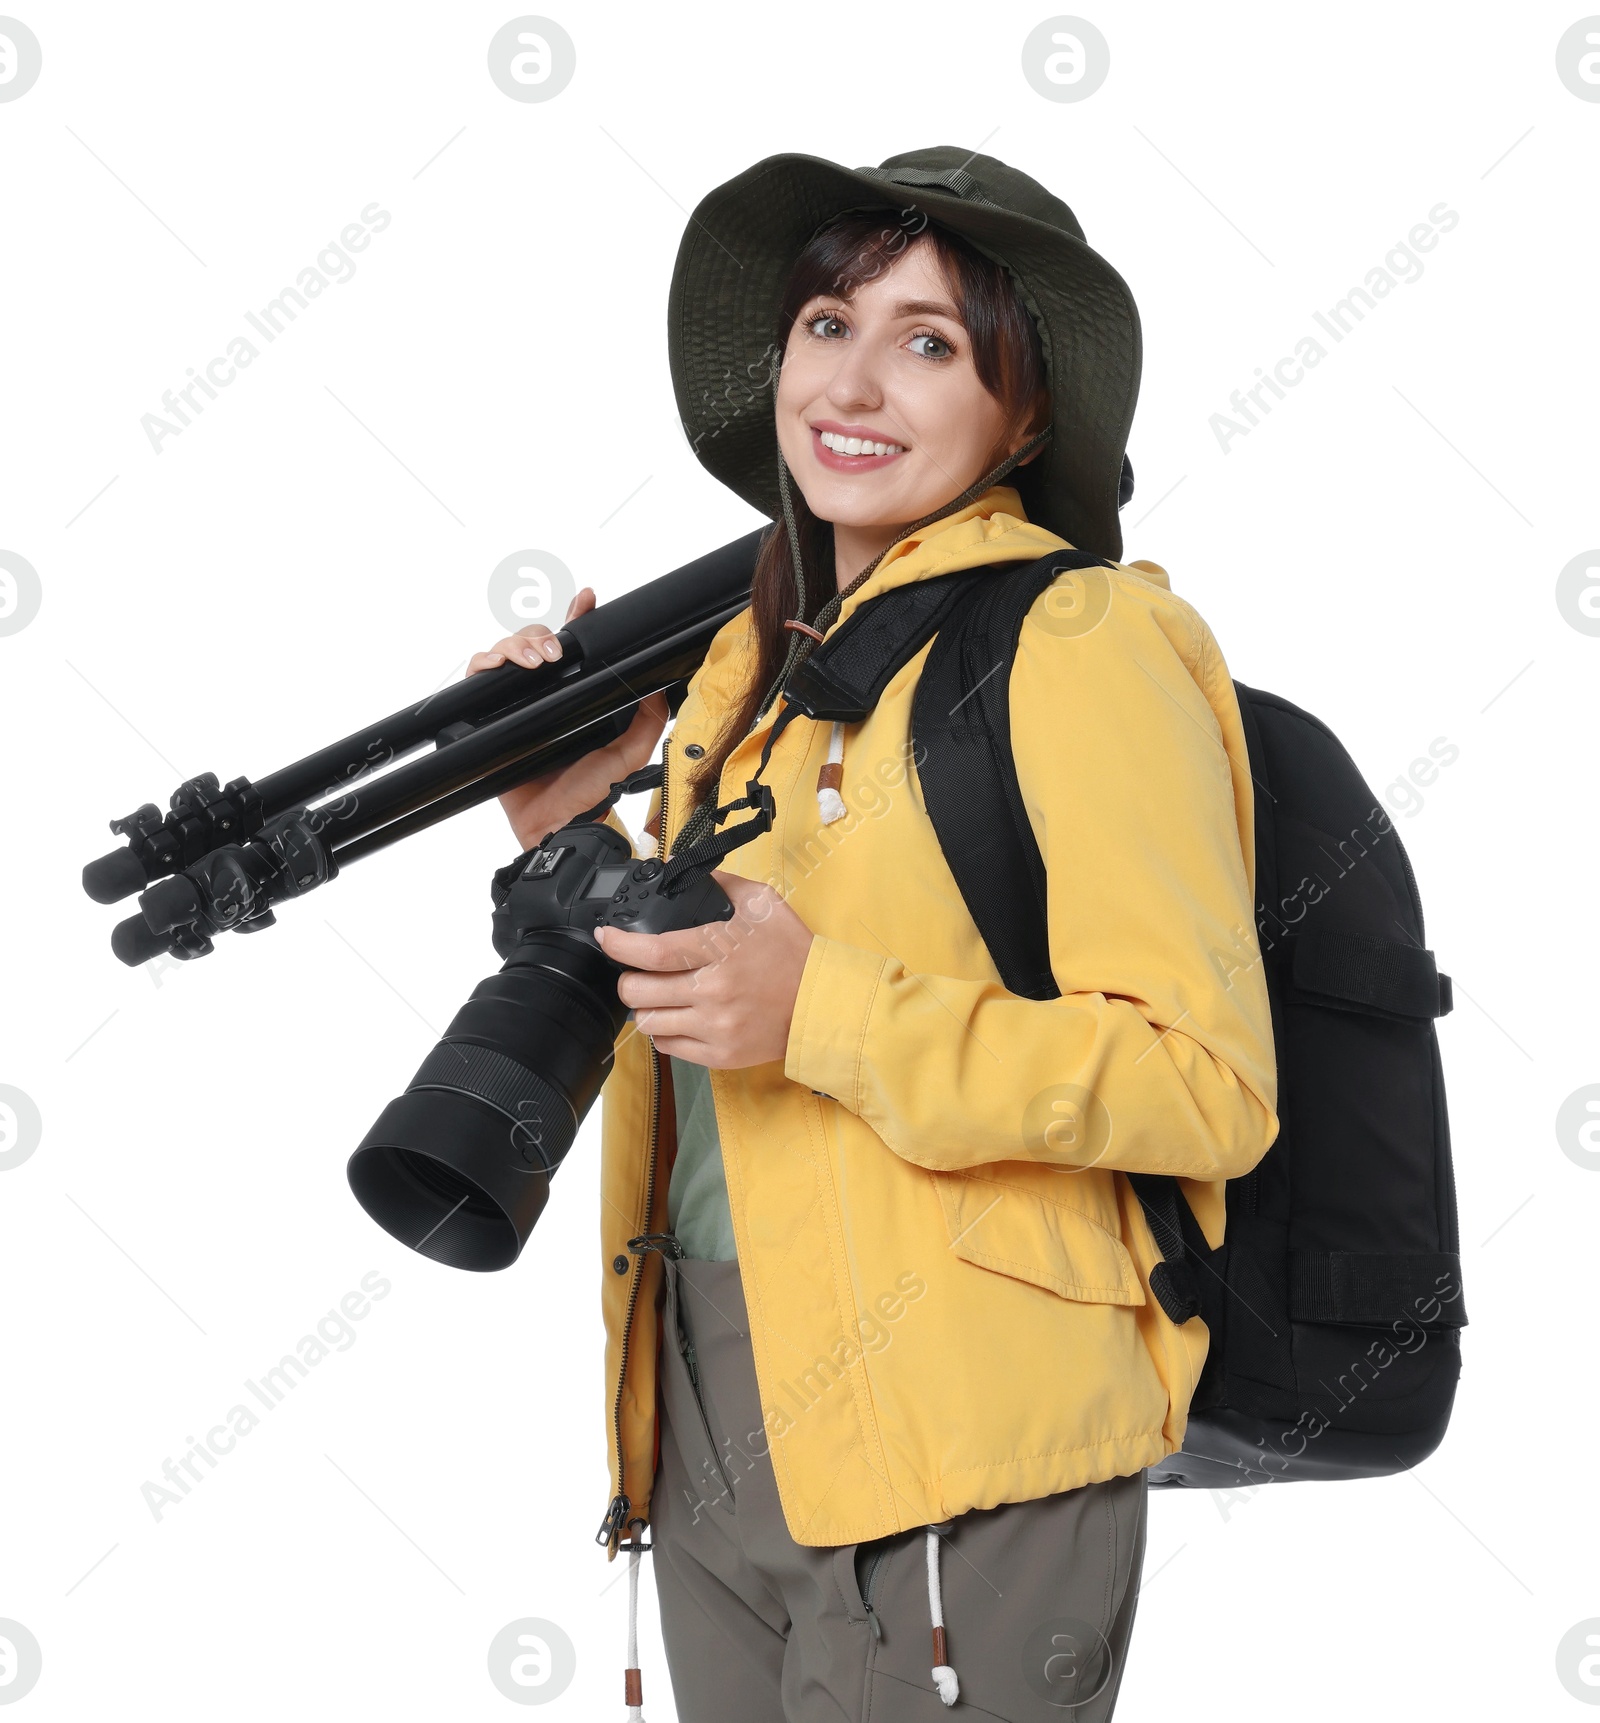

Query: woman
left=470, top=149, right=1279, bottom=1722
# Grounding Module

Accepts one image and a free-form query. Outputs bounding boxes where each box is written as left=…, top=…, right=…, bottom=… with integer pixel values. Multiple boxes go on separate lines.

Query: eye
left=803, top=309, right=849, bottom=339
left=908, top=327, right=956, bottom=361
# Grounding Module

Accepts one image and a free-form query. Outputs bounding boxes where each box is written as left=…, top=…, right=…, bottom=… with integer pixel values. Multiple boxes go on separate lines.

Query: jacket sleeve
left=782, top=579, right=1280, bottom=1183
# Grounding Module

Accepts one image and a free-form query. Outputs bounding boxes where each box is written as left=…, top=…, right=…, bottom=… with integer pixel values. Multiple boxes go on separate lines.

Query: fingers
left=631, top=1006, right=703, bottom=1043
left=614, top=967, right=702, bottom=1010
left=643, top=1036, right=716, bottom=1064
left=513, top=627, right=564, bottom=665
left=628, top=993, right=741, bottom=1048
left=627, top=1009, right=704, bottom=1045
left=467, top=632, right=551, bottom=675
left=466, top=586, right=593, bottom=678
left=594, top=922, right=712, bottom=972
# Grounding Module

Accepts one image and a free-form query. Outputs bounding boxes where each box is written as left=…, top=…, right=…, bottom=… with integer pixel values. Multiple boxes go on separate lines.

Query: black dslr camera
left=81, top=529, right=773, bottom=1272
left=347, top=816, right=736, bottom=1274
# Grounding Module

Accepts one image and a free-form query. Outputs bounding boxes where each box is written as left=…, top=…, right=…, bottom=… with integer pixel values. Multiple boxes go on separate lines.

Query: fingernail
left=523, top=645, right=542, bottom=663
left=540, top=639, right=562, bottom=660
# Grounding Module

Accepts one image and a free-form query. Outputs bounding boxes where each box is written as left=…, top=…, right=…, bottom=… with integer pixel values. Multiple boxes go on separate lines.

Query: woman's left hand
left=594, top=872, right=814, bottom=1068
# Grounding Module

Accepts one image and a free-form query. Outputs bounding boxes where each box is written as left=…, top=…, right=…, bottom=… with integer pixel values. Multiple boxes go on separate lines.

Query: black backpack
left=780, top=549, right=1467, bottom=1489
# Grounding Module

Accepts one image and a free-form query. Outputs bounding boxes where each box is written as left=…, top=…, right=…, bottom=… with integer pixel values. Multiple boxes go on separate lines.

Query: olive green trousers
left=646, top=1247, right=1148, bottom=1721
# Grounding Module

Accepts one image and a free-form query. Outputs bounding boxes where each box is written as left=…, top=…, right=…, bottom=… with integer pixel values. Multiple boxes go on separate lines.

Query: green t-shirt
left=665, top=1056, right=737, bottom=1261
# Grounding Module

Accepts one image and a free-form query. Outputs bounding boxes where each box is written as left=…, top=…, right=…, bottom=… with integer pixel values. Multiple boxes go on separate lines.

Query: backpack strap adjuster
left=1127, top=1171, right=1204, bottom=1326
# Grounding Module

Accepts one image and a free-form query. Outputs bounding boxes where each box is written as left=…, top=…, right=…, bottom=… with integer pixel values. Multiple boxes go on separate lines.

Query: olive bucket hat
left=665, top=145, right=1142, bottom=563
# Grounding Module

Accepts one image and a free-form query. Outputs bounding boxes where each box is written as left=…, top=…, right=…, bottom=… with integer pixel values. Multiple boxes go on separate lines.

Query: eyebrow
left=810, top=292, right=965, bottom=323
left=891, top=298, right=962, bottom=321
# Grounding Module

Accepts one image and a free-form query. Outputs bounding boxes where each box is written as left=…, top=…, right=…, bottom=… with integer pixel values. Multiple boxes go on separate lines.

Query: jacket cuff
left=784, top=935, right=887, bottom=1111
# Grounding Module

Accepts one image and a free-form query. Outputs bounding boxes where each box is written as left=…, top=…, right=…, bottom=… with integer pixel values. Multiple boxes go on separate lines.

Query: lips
left=810, top=422, right=908, bottom=473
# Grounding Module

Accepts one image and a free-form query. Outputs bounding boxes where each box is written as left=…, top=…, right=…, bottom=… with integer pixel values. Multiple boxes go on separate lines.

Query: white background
left=2, top=1, right=1597, bottom=1717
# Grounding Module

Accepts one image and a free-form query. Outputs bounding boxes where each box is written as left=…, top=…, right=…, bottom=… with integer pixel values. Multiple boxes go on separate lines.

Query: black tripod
left=81, top=530, right=764, bottom=965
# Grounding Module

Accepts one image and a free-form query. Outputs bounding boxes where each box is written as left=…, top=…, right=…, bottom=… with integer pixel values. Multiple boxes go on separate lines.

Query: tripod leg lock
left=136, top=807, right=339, bottom=949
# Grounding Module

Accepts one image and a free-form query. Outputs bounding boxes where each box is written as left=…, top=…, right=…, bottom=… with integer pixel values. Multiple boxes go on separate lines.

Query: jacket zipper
left=596, top=733, right=674, bottom=1552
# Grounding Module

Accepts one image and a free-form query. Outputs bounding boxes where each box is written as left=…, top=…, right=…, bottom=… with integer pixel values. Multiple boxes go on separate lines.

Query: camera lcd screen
left=586, top=865, right=630, bottom=899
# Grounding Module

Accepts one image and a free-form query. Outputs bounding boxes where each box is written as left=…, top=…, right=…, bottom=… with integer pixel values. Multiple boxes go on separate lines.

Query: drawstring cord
left=817, top=720, right=847, bottom=824
left=613, top=1443, right=960, bottom=1712
left=622, top=1525, right=649, bottom=1720
left=924, top=1521, right=960, bottom=1705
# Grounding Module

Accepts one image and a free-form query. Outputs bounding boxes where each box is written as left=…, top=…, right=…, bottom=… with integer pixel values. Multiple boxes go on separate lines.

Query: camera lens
left=346, top=816, right=733, bottom=1273
left=347, top=930, right=627, bottom=1271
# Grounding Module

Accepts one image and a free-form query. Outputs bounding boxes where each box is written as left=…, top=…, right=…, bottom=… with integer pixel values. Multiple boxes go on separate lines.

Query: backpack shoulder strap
left=910, top=550, right=1203, bottom=1326
left=781, top=566, right=989, bottom=723
left=909, top=550, right=1106, bottom=1000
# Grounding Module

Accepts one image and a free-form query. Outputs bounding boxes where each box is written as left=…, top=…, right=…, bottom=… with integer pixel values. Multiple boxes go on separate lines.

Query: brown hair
left=682, top=208, right=1049, bottom=817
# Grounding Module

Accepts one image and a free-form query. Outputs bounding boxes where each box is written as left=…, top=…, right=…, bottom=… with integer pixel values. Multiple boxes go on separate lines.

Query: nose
left=823, top=337, right=885, bottom=416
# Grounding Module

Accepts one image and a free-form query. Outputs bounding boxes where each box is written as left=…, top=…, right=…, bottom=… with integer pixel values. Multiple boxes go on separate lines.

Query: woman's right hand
left=468, top=586, right=669, bottom=851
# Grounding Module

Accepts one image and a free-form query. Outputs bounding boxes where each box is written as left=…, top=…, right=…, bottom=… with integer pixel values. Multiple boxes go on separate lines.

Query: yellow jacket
left=596, top=486, right=1279, bottom=1555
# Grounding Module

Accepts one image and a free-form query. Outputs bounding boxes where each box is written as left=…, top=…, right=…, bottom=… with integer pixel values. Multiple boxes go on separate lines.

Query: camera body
left=491, top=821, right=734, bottom=958
left=347, top=818, right=734, bottom=1272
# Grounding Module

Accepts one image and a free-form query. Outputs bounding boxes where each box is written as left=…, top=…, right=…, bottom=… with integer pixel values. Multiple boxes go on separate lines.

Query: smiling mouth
left=811, top=425, right=908, bottom=470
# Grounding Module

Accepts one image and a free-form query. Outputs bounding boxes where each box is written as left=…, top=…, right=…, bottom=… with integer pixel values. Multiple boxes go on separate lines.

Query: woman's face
left=773, top=237, right=1036, bottom=539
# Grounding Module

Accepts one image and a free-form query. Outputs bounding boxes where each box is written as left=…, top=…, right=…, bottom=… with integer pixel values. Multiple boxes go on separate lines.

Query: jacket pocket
left=931, top=1169, right=1147, bottom=1306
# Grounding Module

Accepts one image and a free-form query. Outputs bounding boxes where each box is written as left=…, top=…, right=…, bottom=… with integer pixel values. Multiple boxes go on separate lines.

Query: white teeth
left=818, top=430, right=903, bottom=457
